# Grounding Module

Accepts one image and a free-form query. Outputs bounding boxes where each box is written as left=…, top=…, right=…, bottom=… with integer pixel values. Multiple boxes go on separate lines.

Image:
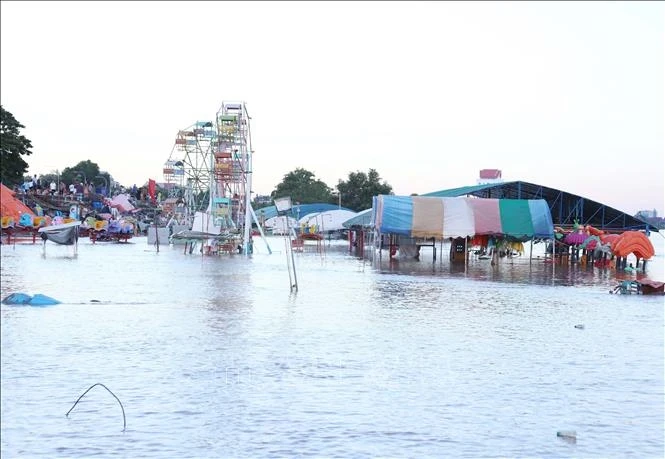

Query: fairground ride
left=165, top=101, right=269, bottom=256
left=211, top=101, right=255, bottom=254
left=164, top=121, right=216, bottom=213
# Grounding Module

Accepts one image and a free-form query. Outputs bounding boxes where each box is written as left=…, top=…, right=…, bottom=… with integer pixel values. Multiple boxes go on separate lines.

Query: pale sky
left=1, top=1, right=663, bottom=216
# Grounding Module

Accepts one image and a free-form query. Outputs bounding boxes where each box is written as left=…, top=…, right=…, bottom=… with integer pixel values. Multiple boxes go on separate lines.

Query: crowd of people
left=17, top=174, right=104, bottom=201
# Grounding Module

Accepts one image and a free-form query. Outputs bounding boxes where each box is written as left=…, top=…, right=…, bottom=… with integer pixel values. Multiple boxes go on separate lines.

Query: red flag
left=148, top=179, right=156, bottom=203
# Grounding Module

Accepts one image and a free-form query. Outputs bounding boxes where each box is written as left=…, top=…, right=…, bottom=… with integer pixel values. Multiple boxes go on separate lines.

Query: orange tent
left=1, top=183, right=36, bottom=222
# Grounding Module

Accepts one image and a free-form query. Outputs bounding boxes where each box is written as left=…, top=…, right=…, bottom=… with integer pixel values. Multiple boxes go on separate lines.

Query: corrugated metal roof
left=420, top=181, right=658, bottom=232
left=422, top=183, right=500, bottom=197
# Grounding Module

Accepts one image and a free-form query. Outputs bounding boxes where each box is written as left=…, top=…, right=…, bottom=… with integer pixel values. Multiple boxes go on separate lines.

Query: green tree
left=60, top=160, right=101, bottom=186
left=336, top=168, right=393, bottom=211
left=271, top=168, right=333, bottom=204
left=39, top=172, right=60, bottom=187
left=0, top=106, right=33, bottom=186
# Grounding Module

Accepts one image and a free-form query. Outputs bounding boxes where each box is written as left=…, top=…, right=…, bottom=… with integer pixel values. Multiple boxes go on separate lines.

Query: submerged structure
left=165, top=101, right=267, bottom=255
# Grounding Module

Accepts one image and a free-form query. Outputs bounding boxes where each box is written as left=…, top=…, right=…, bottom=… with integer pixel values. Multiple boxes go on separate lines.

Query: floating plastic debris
left=2, top=293, right=60, bottom=306
left=557, top=430, right=577, bottom=443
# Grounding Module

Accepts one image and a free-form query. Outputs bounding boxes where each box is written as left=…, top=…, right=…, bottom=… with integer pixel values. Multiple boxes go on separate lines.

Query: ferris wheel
left=165, top=121, right=216, bottom=212
left=211, top=101, right=253, bottom=232
left=163, top=101, right=258, bottom=255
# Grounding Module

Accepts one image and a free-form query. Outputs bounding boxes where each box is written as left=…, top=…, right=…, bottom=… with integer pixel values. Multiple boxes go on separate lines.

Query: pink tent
left=108, top=194, right=135, bottom=213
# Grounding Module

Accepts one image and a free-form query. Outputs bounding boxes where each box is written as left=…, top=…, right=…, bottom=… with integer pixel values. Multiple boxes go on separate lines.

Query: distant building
left=635, top=209, right=664, bottom=229
left=254, top=194, right=272, bottom=205
left=636, top=209, right=658, bottom=219
left=477, top=169, right=503, bottom=185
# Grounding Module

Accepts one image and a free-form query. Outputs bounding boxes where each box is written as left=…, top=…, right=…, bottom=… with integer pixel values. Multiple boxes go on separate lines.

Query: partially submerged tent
left=299, top=209, right=358, bottom=232
left=342, top=208, right=372, bottom=228
left=374, top=195, right=553, bottom=241
left=265, top=215, right=298, bottom=235
left=1, top=183, right=36, bottom=222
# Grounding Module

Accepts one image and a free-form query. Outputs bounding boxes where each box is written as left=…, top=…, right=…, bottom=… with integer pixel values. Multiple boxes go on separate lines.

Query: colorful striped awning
left=373, top=195, right=554, bottom=241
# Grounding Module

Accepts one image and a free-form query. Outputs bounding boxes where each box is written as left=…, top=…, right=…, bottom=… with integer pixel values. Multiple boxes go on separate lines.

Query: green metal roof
left=420, top=181, right=658, bottom=233
left=422, top=183, right=502, bottom=197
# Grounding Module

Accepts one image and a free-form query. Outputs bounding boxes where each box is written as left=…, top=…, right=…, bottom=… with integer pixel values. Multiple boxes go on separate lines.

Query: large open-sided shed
left=422, top=181, right=658, bottom=233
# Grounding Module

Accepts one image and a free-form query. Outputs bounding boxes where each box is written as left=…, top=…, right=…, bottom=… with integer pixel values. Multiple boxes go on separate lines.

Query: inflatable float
left=2, top=293, right=61, bottom=306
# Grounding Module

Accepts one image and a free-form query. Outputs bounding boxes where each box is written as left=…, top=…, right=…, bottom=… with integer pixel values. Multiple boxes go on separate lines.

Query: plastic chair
left=18, top=213, right=33, bottom=227
left=32, top=216, right=47, bottom=228
left=1, top=216, right=15, bottom=228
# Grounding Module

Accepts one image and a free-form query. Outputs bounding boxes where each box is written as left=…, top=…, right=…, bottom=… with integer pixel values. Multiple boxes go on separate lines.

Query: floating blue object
left=29, top=294, right=61, bottom=306
left=2, top=293, right=60, bottom=306
left=2, top=293, right=33, bottom=305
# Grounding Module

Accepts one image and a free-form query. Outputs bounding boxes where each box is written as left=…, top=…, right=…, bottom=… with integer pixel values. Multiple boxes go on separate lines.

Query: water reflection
left=1, top=236, right=663, bottom=458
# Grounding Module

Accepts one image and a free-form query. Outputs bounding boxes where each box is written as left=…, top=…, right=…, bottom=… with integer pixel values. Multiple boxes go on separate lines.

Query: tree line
left=268, top=167, right=393, bottom=212
left=1, top=106, right=394, bottom=211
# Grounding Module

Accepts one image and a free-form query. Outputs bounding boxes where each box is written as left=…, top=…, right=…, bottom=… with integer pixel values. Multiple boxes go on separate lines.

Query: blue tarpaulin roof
left=256, top=203, right=353, bottom=220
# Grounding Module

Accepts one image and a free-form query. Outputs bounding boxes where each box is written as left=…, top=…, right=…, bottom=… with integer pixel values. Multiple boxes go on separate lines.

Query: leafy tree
left=39, top=172, right=60, bottom=187
left=60, top=160, right=101, bottom=186
left=336, top=168, right=393, bottom=211
left=271, top=168, right=333, bottom=204
left=0, top=106, right=33, bottom=186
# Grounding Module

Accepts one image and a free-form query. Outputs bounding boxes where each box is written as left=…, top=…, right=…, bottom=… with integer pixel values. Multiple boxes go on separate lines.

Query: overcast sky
left=1, top=1, right=663, bottom=215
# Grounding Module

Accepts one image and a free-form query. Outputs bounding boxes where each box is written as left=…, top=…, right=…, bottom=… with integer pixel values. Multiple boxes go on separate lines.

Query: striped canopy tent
left=373, top=195, right=554, bottom=241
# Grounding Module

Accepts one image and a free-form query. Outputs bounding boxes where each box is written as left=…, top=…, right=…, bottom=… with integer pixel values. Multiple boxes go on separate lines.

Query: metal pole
left=287, top=214, right=298, bottom=291
left=243, top=150, right=253, bottom=255
left=249, top=204, right=271, bottom=254
left=243, top=104, right=254, bottom=255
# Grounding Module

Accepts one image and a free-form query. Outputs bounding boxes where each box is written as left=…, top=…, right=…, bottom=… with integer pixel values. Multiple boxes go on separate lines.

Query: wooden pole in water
left=552, top=238, right=555, bottom=277
left=155, top=224, right=160, bottom=253
left=464, top=236, right=468, bottom=275
left=529, top=239, right=533, bottom=265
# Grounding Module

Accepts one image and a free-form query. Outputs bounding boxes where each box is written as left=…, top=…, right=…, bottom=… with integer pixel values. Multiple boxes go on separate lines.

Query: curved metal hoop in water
left=66, top=383, right=126, bottom=431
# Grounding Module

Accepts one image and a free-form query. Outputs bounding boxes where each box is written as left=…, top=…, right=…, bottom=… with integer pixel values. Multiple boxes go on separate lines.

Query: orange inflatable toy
left=612, top=231, right=655, bottom=260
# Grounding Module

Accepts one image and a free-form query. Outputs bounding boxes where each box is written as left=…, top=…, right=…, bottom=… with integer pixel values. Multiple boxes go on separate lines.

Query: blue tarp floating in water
left=2, top=293, right=61, bottom=306
left=2, top=293, right=33, bottom=305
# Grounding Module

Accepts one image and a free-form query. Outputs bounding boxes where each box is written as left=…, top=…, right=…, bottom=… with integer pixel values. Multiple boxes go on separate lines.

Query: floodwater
left=1, top=234, right=663, bottom=458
